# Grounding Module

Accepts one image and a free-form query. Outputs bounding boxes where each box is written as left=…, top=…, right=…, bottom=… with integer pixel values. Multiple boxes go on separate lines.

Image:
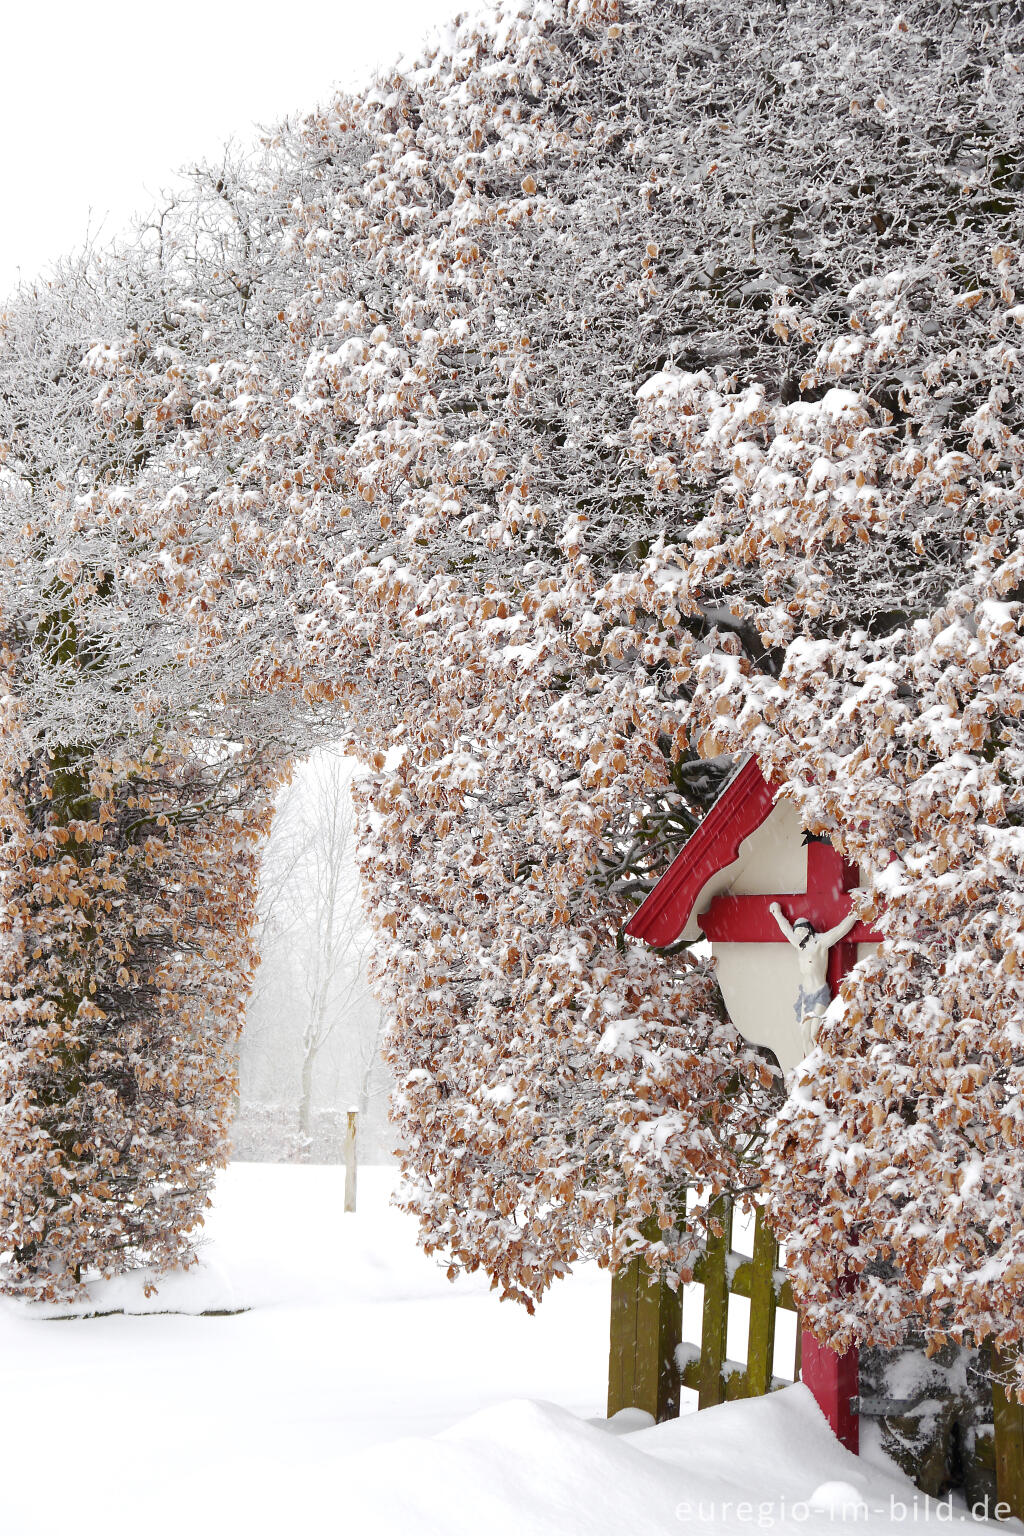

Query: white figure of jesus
left=768, top=901, right=859, bottom=1058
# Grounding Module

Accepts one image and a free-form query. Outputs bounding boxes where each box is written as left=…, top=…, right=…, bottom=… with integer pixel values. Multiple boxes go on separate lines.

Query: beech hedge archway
left=2, top=1, right=1024, bottom=1448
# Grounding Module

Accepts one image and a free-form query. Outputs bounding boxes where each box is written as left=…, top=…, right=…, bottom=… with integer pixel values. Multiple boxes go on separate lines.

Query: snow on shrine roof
left=625, top=756, right=776, bottom=949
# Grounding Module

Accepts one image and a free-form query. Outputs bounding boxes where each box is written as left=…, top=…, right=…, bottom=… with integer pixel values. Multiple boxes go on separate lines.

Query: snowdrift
left=0, top=1165, right=1010, bottom=1534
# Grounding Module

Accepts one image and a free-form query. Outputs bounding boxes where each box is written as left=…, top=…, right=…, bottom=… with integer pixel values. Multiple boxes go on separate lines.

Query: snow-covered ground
left=0, top=1165, right=1009, bottom=1534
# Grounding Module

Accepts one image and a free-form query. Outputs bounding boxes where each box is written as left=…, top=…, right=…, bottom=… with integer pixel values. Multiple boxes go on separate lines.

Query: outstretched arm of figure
left=820, top=909, right=858, bottom=948
left=769, top=901, right=798, bottom=945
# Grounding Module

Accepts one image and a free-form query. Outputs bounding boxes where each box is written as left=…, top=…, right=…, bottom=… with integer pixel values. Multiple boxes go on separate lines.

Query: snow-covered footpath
left=0, top=1165, right=1010, bottom=1534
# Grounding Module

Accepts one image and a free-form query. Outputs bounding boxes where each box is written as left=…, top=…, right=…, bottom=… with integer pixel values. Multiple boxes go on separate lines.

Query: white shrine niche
left=690, top=801, right=879, bottom=1074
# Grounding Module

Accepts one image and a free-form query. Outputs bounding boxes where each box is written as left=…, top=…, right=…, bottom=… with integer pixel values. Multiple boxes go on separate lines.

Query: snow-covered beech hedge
left=0, top=241, right=286, bottom=1298
left=3, top=0, right=1024, bottom=1377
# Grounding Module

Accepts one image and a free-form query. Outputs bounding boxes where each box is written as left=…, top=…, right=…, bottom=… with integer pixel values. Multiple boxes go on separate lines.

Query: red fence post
left=801, top=1328, right=859, bottom=1451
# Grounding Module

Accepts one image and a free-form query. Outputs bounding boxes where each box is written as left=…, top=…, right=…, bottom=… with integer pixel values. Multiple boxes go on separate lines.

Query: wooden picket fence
left=608, top=1195, right=1024, bottom=1523
left=608, top=1196, right=798, bottom=1422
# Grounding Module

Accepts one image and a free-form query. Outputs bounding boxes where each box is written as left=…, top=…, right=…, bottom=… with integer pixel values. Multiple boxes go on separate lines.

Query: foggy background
left=233, top=753, right=394, bottom=1165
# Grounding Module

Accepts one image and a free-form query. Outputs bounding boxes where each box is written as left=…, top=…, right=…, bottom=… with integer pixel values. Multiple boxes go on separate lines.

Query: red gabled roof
left=624, top=756, right=776, bottom=949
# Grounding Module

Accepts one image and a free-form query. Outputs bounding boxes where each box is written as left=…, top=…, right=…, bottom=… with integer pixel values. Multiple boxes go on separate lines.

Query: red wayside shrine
left=625, top=756, right=884, bottom=1451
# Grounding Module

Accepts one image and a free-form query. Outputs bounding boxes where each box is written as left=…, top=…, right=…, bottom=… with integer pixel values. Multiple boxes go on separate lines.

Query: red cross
left=700, top=838, right=882, bottom=1454
left=698, top=838, right=884, bottom=995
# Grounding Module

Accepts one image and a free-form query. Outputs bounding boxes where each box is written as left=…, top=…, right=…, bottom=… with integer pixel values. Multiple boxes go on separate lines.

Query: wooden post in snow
left=607, top=1216, right=683, bottom=1422
left=344, top=1107, right=358, bottom=1213
left=991, top=1344, right=1024, bottom=1521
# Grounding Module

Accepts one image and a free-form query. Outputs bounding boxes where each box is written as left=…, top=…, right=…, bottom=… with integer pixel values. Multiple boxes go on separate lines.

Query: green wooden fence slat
left=698, top=1196, right=733, bottom=1410
left=991, top=1344, right=1024, bottom=1522
left=746, top=1208, right=778, bottom=1398
left=646, top=1259, right=683, bottom=1422
left=607, top=1255, right=641, bottom=1419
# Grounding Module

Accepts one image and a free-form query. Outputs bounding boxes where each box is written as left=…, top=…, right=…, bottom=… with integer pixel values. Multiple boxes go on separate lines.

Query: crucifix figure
left=694, top=826, right=883, bottom=1075
left=768, top=901, right=859, bottom=1059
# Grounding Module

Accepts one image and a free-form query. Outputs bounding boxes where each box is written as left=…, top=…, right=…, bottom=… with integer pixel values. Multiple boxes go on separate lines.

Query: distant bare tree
left=294, top=756, right=372, bottom=1133
left=246, top=752, right=387, bottom=1141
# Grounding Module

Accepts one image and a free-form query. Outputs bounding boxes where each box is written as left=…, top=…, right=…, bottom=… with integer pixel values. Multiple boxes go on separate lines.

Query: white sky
left=0, top=0, right=466, bottom=300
